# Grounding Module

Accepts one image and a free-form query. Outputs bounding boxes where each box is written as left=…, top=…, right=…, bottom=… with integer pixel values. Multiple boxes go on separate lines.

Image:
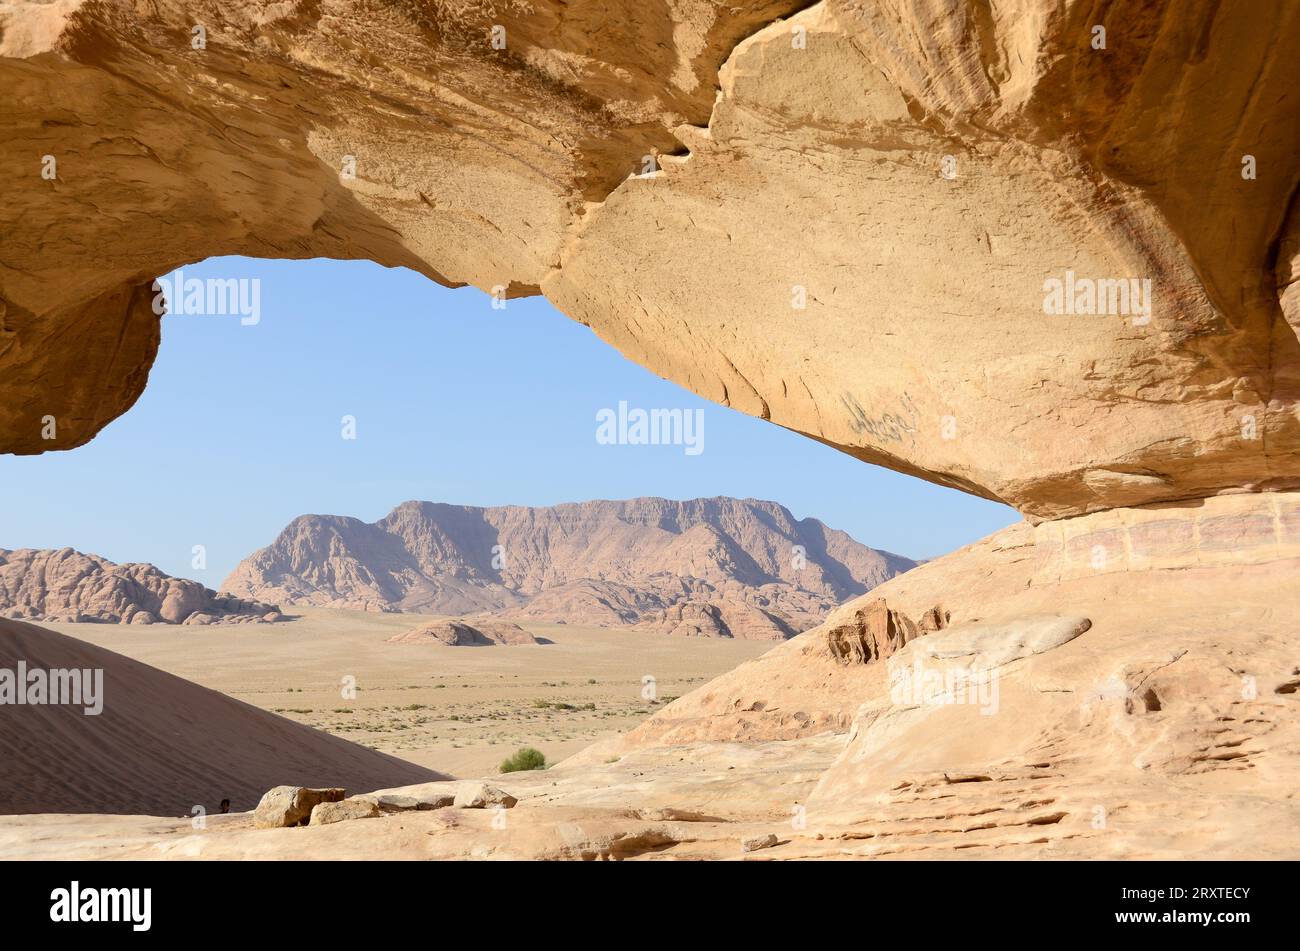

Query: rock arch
left=2, top=0, right=1297, bottom=519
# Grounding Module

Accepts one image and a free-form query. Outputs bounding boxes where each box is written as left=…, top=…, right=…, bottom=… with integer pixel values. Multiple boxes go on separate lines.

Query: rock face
left=222, top=498, right=914, bottom=638
left=387, top=618, right=538, bottom=647
left=824, top=598, right=948, bottom=666
left=0, top=548, right=282, bottom=625
left=2, top=1, right=1298, bottom=519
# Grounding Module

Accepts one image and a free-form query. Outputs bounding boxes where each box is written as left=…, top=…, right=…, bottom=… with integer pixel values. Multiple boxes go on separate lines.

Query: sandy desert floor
left=37, top=609, right=773, bottom=777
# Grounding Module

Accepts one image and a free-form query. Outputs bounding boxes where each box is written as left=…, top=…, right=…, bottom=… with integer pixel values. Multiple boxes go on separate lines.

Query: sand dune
left=0, top=618, right=444, bottom=816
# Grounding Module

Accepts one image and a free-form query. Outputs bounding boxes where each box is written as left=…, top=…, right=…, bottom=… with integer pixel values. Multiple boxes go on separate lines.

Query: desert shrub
left=500, top=746, right=547, bottom=773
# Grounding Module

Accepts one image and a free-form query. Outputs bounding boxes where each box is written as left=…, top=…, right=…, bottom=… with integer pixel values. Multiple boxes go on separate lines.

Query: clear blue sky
left=0, top=256, right=1017, bottom=586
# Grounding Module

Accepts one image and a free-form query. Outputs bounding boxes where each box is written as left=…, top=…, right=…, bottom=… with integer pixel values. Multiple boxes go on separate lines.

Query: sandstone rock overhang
left=2, top=0, right=1297, bottom=519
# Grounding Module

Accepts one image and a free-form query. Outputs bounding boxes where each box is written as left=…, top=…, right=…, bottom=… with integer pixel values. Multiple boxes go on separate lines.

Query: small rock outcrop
left=637, top=598, right=796, bottom=640
left=825, top=598, right=949, bottom=665
left=453, top=784, right=518, bottom=809
left=310, top=797, right=380, bottom=825
left=365, top=784, right=459, bottom=811
left=252, top=786, right=344, bottom=829
left=0, top=548, right=282, bottom=625
left=387, top=619, right=538, bottom=647
left=741, top=834, right=779, bottom=853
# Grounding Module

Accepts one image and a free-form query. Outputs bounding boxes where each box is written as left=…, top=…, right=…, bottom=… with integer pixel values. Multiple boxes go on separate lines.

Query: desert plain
left=32, top=608, right=772, bottom=778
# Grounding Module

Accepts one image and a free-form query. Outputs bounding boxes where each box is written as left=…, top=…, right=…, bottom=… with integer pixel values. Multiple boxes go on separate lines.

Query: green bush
left=500, top=746, right=547, bottom=773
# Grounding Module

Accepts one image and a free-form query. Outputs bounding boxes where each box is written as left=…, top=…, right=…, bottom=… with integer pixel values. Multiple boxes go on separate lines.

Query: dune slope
left=0, top=619, right=444, bottom=816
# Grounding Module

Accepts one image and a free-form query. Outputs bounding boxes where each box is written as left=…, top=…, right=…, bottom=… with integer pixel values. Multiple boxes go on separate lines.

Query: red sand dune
left=0, top=619, right=445, bottom=816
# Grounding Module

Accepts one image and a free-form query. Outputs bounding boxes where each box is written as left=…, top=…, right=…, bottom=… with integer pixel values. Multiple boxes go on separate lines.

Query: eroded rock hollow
left=4, top=0, right=1298, bottom=519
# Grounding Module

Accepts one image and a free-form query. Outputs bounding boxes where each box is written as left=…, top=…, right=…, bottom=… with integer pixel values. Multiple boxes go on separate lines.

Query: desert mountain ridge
left=222, top=496, right=916, bottom=639
left=0, top=547, right=282, bottom=626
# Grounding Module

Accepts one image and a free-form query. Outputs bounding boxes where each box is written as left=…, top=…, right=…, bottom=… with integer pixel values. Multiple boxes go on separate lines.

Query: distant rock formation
left=222, top=497, right=915, bottom=639
left=637, top=599, right=796, bottom=640
left=0, top=548, right=282, bottom=625
left=387, top=618, right=538, bottom=647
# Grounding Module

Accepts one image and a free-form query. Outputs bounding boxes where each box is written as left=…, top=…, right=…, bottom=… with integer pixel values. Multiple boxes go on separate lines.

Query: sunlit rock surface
left=3, top=0, right=1298, bottom=517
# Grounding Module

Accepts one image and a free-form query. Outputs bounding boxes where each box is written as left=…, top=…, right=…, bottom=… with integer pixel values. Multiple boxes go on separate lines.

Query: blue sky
left=0, top=256, right=1017, bottom=586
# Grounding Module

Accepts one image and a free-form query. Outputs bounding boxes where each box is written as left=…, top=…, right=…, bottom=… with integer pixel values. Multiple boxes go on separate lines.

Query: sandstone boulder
left=366, top=783, right=459, bottom=811
left=158, top=583, right=203, bottom=624
left=310, top=797, right=380, bottom=825
left=453, top=784, right=518, bottom=809
left=252, top=786, right=344, bottom=829
left=360, top=794, right=424, bottom=814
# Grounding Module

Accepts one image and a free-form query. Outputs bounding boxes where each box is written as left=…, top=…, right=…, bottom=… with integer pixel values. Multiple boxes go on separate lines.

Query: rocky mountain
left=222, top=498, right=915, bottom=638
left=0, top=548, right=282, bottom=626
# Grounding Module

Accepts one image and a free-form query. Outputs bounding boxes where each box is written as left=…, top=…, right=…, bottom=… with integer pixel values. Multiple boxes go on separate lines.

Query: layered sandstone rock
left=3, top=1, right=1297, bottom=518
left=824, top=597, right=948, bottom=665
left=0, top=547, right=282, bottom=625
left=222, top=497, right=913, bottom=636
